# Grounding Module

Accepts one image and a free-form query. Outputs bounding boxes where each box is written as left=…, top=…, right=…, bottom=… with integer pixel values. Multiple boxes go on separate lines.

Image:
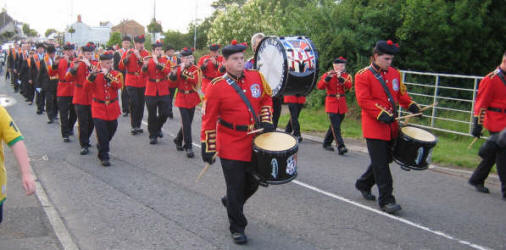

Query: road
left=1, top=77, right=505, bottom=250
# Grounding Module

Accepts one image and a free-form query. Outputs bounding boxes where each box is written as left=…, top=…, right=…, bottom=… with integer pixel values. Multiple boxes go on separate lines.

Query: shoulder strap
left=368, top=66, right=398, bottom=117
left=497, top=70, right=506, bottom=86
left=224, top=74, right=261, bottom=126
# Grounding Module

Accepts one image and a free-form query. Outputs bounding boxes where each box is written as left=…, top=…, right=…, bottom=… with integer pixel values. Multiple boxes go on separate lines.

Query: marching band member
left=19, top=47, right=34, bottom=105
left=113, top=36, right=132, bottom=117
left=201, top=40, right=274, bottom=244
left=141, top=40, right=172, bottom=144
left=85, top=51, right=122, bottom=167
left=65, top=42, right=98, bottom=155
left=244, top=33, right=264, bottom=70
left=354, top=40, right=421, bottom=214
left=317, top=57, right=353, bottom=154
left=469, top=50, right=506, bottom=200
left=37, top=44, right=59, bottom=124
left=32, top=43, right=46, bottom=115
left=198, top=43, right=224, bottom=94
left=283, top=94, right=305, bottom=142
left=169, top=48, right=201, bottom=158
left=55, top=43, right=77, bottom=142
left=119, top=34, right=150, bottom=135
left=165, top=44, right=180, bottom=119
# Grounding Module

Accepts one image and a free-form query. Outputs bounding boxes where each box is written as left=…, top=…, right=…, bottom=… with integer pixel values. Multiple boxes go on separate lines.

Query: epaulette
left=211, top=77, right=223, bottom=85
left=356, top=67, right=368, bottom=75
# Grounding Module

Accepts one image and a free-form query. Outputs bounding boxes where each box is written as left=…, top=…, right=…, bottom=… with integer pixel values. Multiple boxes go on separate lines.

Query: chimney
left=77, top=14, right=82, bottom=23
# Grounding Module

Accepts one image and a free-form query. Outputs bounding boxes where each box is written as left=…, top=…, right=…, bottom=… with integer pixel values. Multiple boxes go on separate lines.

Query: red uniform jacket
left=65, top=60, right=98, bottom=105
left=169, top=65, right=202, bottom=108
left=283, top=95, right=306, bottom=104
left=142, top=57, right=172, bottom=96
left=118, top=49, right=150, bottom=88
left=56, top=58, right=74, bottom=97
left=317, top=72, right=352, bottom=114
left=474, top=68, right=506, bottom=133
left=355, top=65, right=414, bottom=141
left=201, top=70, right=273, bottom=162
left=84, top=70, right=122, bottom=121
left=198, top=54, right=224, bottom=94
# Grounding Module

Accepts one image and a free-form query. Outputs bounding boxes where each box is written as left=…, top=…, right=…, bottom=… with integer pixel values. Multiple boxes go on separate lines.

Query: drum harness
left=223, top=75, right=261, bottom=131
left=368, top=66, right=398, bottom=118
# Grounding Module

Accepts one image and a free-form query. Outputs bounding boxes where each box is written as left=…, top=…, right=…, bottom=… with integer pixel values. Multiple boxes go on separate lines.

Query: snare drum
left=254, top=36, right=319, bottom=97
left=252, top=132, right=298, bottom=184
left=393, top=126, right=438, bottom=171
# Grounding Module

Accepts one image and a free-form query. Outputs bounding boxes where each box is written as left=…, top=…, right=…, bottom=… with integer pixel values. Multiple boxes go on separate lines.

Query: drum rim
left=264, top=172, right=298, bottom=185
left=253, top=132, right=299, bottom=153
left=400, top=126, right=438, bottom=144
left=254, top=36, right=288, bottom=97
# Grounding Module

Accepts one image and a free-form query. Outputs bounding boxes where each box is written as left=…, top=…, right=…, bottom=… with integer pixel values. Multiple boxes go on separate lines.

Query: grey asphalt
left=1, top=77, right=505, bottom=250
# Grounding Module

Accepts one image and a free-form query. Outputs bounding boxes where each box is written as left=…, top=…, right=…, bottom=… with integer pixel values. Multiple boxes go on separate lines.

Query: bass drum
left=393, top=126, right=438, bottom=171
left=252, top=132, right=298, bottom=184
left=254, top=36, right=319, bottom=97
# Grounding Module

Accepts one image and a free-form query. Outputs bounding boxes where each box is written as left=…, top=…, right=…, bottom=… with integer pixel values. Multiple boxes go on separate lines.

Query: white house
left=64, top=15, right=111, bottom=47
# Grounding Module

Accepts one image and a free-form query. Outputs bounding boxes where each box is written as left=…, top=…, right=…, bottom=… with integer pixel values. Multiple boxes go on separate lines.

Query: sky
left=1, top=0, right=216, bottom=35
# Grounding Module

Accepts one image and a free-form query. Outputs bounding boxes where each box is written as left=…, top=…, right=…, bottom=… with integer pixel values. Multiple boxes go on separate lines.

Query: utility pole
left=193, top=1, right=198, bottom=49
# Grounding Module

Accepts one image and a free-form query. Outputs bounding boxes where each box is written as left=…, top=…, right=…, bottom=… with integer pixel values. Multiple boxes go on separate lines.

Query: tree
left=107, top=32, right=122, bottom=48
left=211, top=0, right=247, bottom=9
left=163, top=30, right=193, bottom=50
left=147, top=18, right=162, bottom=34
left=22, top=23, right=38, bottom=37
left=45, top=28, right=57, bottom=38
left=144, top=33, right=153, bottom=51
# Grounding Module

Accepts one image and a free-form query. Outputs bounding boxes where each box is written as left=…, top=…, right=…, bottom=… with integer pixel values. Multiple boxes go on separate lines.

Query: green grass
left=279, top=106, right=490, bottom=170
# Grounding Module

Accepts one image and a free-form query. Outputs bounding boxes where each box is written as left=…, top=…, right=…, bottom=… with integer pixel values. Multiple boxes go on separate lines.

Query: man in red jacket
left=169, top=48, right=201, bottom=157
left=55, top=43, right=77, bottom=142
left=283, top=95, right=305, bottom=142
left=66, top=42, right=98, bottom=155
left=113, top=36, right=131, bottom=117
left=142, top=41, right=172, bottom=144
left=198, top=44, right=225, bottom=94
left=469, top=51, right=506, bottom=199
left=118, top=35, right=150, bottom=135
left=317, top=57, right=353, bottom=154
left=354, top=40, right=421, bottom=214
left=165, top=44, right=180, bottom=119
left=85, top=51, right=122, bottom=167
left=201, top=40, right=274, bottom=245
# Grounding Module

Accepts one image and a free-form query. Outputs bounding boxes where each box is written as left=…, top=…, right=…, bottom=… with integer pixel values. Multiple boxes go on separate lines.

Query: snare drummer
left=317, top=56, right=353, bottom=154
left=469, top=51, right=506, bottom=199
left=201, top=40, right=274, bottom=244
left=354, top=40, right=421, bottom=214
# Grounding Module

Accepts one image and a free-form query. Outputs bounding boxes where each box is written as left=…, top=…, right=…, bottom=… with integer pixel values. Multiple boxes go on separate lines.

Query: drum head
left=254, top=132, right=297, bottom=152
left=255, top=37, right=287, bottom=97
left=401, top=126, right=437, bottom=142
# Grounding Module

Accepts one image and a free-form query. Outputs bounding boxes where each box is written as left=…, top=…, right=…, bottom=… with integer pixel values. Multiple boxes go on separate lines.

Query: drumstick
left=467, top=137, right=479, bottom=150
left=247, top=128, right=264, bottom=135
left=195, top=154, right=217, bottom=183
left=397, top=102, right=438, bottom=121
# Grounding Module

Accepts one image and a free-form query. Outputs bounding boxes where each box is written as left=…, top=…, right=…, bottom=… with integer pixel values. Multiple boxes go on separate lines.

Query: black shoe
left=36, top=110, right=43, bottom=115
left=381, top=202, right=402, bottom=214
left=122, top=112, right=129, bottom=117
left=469, top=181, right=490, bottom=193
left=323, top=144, right=334, bottom=151
left=158, top=131, right=163, bottom=138
left=135, top=128, right=144, bottom=134
left=47, top=119, right=54, bottom=124
left=295, top=135, right=303, bottom=143
left=63, top=137, right=70, bottom=143
left=101, top=160, right=111, bottom=167
left=221, top=196, right=228, bottom=208
left=231, top=232, right=248, bottom=245
left=357, top=189, right=376, bottom=201
left=173, top=139, right=183, bottom=151
left=149, top=137, right=158, bottom=145
left=131, top=128, right=138, bottom=135
left=80, top=147, right=89, bottom=155
left=338, top=144, right=348, bottom=155
left=186, top=148, right=194, bottom=158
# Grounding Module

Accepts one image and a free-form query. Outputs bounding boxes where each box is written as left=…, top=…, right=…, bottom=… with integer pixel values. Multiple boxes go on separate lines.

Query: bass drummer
left=201, top=39, right=274, bottom=244
left=354, top=40, right=421, bottom=214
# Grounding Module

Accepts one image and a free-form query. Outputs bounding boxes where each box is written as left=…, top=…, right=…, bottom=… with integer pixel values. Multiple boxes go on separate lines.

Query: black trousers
left=272, top=96, right=283, bottom=129
left=45, top=89, right=57, bottom=121
left=220, top=158, right=259, bottom=234
left=57, top=96, right=77, bottom=137
left=285, top=103, right=303, bottom=136
left=93, top=118, right=118, bottom=161
left=126, top=86, right=145, bottom=129
left=35, top=88, right=45, bottom=112
left=145, top=95, right=170, bottom=138
left=470, top=135, right=506, bottom=196
left=356, top=139, right=396, bottom=206
left=121, top=88, right=129, bottom=114
left=75, top=104, right=94, bottom=147
left=323, top=113, right=346, bottom=146
left=23, top=81, right=34, bottom=102
left=168, top=88, right=176, bottom=116
left=175, top=107, right=195, bottom=149
left=11, top=73, right=19, bottom=92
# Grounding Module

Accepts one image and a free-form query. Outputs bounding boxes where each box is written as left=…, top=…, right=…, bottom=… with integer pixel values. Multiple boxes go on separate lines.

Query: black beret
left=35, top=43, right=45, bottom=49
left=333, top=56, right=347, bottom=64
left=222, top=40, right=246, bottom=58
left=122, top=35, right=131, bottom=42
left=209, top=44, right=220, bottom=51
left=180, top=47, right=193, bottom=56
left=46, top=45, right=56, bottom=54
left=99, top=51, right=114, bottom=60
left=63, top=43, right=75, bottom=50
left=152, top=40, right=163, bottom=48
left=375, top=40, right=400, bottom=55
left=165, top=44, right=175, bottom=51
left=134, top=34, right=145, bottom=43
left=82, top=42, right=95, bottom=52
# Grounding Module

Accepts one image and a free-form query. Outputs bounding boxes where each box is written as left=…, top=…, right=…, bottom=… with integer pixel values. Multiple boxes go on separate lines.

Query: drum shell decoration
left=393, top=126, right=438, bottom=171
left=254, top=36, right=319, bottom=97
left=252, top=132, right=299, bottom=184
